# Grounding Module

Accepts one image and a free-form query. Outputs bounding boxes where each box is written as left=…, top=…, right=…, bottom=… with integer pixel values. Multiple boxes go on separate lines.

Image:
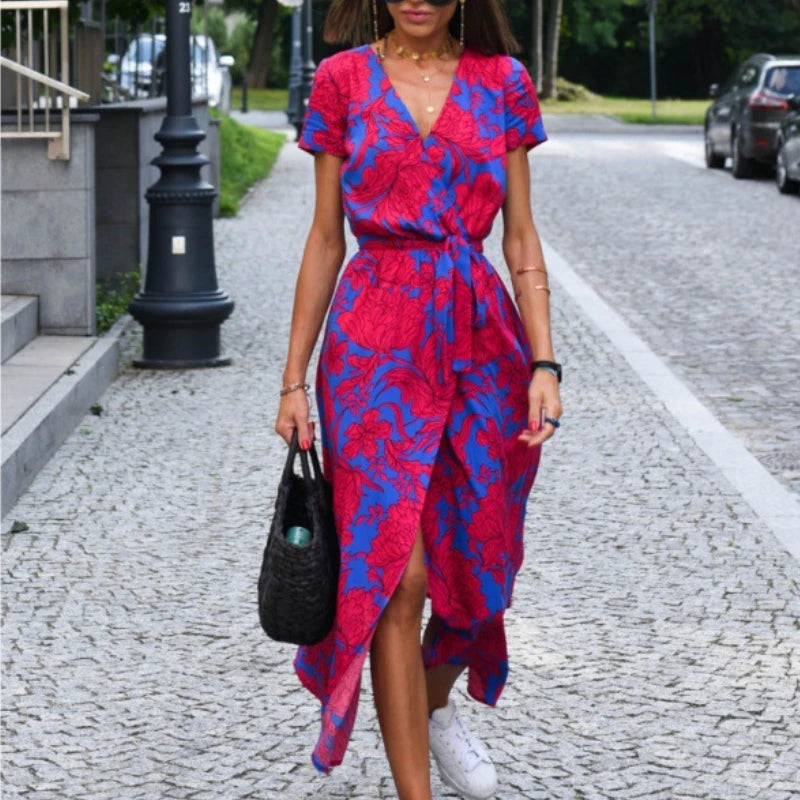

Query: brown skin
left=275, top=3, right=561, bottom=798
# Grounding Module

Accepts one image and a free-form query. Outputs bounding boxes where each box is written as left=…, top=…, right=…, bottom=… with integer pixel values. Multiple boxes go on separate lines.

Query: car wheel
left=776, top=143, right=800, bottom=194
left=705, top=128, right=725, bottom=169
left=731, top=127, right=755, bottom=179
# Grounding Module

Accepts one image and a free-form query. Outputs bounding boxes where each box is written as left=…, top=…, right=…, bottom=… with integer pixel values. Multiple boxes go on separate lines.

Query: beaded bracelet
left=279, top=381, right=310, bottom=397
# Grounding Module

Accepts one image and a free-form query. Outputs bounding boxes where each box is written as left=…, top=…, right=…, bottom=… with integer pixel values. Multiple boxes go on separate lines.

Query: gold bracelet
left=279, top=381, right=310, bottom=397
left=515, top=285, right=551, bottom=300
left=515, top=266, right=548, bottom=275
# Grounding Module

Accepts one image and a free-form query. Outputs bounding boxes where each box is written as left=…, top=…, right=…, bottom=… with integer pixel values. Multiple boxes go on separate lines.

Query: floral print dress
left=294, top=41, right=547, bottom=774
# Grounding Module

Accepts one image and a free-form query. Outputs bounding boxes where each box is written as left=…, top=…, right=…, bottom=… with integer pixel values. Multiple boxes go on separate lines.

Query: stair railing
left=0, top=0, right=90, bottom=160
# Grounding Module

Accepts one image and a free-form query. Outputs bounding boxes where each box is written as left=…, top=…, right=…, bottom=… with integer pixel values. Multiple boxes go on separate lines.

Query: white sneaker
left=428, top=698, right=498, bottom=799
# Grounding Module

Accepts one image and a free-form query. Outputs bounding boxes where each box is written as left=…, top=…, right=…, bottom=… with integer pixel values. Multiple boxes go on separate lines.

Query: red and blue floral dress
left=294, top=42, right=547, bottom=774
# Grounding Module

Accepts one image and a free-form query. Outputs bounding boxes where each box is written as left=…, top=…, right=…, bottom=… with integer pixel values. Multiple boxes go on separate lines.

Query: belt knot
left=356, top=232, right=484, bottom=374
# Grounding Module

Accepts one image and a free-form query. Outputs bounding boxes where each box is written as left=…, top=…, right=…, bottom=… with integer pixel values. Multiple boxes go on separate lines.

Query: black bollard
left=241, top=72, right=248, bottom=113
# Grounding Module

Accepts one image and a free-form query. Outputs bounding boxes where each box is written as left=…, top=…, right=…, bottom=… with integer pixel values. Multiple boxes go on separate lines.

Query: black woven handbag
left=258, top=429, right=339, bottom=645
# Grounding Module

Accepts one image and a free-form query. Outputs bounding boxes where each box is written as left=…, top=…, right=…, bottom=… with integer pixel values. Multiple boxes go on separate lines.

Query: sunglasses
left=384, top=0, right=457, bottom=6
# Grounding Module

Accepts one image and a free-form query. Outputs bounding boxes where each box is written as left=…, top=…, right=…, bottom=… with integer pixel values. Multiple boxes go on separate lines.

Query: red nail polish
left=301, top=439, right=310, bottom=450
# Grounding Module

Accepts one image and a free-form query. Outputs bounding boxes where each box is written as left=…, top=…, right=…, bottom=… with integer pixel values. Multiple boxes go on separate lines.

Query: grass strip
left=231, top=84, right=707, bottom=125
left=212, top=107, right=286, bottom=216
left=541, top=96, right=708, bottom=125
left=231, top=87, right=289, bottom=112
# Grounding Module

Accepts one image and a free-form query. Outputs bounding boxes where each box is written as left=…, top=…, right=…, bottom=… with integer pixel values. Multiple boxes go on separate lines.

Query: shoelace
left=444, top=710, right=484, bottom=771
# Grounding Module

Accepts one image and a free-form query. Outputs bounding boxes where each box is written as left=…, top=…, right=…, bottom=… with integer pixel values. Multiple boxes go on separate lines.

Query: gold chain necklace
left=378, top=30, right=460, bottom=119
left=388, top=28, right=454, bottom=61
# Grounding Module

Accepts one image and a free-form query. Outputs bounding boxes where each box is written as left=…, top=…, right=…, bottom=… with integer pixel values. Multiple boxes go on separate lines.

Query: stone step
left=1, top=335, right=96, bottom=435
left=1, top=316, right=129, bottom=517
left=1, top=294, right=39, bottom=363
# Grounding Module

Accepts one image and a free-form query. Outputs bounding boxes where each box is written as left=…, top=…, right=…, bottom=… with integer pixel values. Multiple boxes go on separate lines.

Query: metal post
left=203, top=0, right=209, bottom=101
left=149, top=15, right=157, bottom=98
left=286, top=5, right=302, bottom=131
left=129, top=0, right=234, bottom=368
left=648, top=0, right=657, bottom=122
left=241, top=71, right=248, bottom=113
left=300, top=0, right=315, bottom=129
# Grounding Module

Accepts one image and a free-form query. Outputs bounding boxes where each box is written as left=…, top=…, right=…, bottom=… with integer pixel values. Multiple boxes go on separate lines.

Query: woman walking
left=274, top=1, right=562, bottom=797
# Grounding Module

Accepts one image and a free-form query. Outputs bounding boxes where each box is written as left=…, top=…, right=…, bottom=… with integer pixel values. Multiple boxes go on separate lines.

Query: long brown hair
left=323, top=0, right=522, bottom=56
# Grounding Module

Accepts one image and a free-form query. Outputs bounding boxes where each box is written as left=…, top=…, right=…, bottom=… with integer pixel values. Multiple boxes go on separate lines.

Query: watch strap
left=531, top=360, right=562, bottom=383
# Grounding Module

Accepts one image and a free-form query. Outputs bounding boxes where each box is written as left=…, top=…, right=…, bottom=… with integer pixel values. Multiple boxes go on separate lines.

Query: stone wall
left=1, top=100, right=222, bottom=333
left=1, top=113, right=98, bottom=335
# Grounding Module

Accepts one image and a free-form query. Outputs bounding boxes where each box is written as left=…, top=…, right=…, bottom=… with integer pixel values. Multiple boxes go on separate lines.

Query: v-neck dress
left=293, top=42, right=547, bottom=774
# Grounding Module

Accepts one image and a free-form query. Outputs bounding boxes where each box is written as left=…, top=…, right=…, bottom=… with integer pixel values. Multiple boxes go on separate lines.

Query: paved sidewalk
left=2, top=139, right=799, bottom=800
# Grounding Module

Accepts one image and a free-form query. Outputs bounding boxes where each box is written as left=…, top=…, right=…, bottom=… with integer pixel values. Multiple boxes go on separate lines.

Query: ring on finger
left=544, top=416, right=561, bottom=429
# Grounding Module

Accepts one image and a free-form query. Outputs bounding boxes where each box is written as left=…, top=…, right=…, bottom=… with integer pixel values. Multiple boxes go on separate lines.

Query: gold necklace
left=389, top=28, right=454, bottom=61
left=378, top=31, right=460, bottom=121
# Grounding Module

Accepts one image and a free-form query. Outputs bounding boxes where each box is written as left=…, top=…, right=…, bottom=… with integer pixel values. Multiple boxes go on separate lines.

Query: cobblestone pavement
left=2, top=131, right=800, bottom=800
left=532, top=115, right=800, bottom=497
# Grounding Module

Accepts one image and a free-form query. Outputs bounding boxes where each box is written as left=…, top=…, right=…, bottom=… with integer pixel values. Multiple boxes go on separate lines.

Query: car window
left=128, top=38, right=164, bottom=65
left=764, top=66, right=800, bottom=96
left=191, top=38, right=219, bottom=67
left=740, top=65, right=760, bottom=88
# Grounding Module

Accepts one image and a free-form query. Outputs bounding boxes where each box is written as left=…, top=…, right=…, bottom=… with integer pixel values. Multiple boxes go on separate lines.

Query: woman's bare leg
left=370, top=527, right=432, bottom=800
left=422, top=613, right=467, bottom=716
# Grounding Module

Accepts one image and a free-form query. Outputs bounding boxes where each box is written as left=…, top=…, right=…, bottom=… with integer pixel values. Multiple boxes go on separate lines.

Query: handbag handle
left=284, top=428, right=325, bottom=497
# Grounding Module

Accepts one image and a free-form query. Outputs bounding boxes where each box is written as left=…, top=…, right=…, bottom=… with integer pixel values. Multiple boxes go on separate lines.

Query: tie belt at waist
left=356, top=233, right=484, bottom=373
left=357, top=235, right=484, bottom=254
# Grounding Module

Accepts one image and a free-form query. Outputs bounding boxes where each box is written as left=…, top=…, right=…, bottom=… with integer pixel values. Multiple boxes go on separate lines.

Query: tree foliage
left=92, top=0, right=800, bottom=97
left=559, top=0, right=800, bottom=97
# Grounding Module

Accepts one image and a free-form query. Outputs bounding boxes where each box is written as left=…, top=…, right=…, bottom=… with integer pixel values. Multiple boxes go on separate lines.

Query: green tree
left=103, top=0, right=162, bottom=25
left=558, top=0, right=800, bottom=97
left=192, top=4, right=228, bottom=50
left=226, top=17, right=256, bottom=83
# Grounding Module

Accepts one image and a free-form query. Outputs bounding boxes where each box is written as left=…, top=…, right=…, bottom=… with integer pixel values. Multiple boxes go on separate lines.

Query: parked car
left=110, top=33, right=234, bottom=112
left=111, top=34, right=165, bottom=100
left=775, top=94, right=800, bottom=194
left=186, top=34, right=234, bottom=113
left=704, top=53, right=800, bottom=178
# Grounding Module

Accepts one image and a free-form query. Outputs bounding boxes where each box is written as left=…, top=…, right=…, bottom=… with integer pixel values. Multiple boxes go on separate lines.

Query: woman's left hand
left=518, top=370, right=563, bottom=448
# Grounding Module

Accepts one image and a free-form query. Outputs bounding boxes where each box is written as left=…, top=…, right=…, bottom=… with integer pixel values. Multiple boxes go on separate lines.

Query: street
left=532, top=115, right=800, bottom=496
left=2, top=118, right=799, bottom=800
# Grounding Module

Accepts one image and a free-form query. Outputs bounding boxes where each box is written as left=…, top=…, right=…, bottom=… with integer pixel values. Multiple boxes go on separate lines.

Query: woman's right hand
left=275, top=387, right=315, bottom=450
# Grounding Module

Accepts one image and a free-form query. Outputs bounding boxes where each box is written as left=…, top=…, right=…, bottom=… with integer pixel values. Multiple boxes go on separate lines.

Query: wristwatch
left=531, top=360, right=562, bottom=383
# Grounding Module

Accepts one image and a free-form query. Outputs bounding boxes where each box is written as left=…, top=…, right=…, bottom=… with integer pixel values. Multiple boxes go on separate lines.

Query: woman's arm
left=275, top=151, right=347, bottom=448
left=501, top=146, right=563, bottom=447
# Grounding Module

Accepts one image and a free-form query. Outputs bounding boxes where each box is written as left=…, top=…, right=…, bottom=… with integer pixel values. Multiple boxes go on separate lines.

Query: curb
left=1, top=313, right=137, bottom=520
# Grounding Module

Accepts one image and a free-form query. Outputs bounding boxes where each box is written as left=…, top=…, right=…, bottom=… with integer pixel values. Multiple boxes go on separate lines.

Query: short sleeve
left=297, top=57, right=348, bottom=158
left=504, top=58, right=547, bottom=152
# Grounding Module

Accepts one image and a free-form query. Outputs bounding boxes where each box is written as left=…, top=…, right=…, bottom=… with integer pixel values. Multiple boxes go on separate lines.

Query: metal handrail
left=0, top=56, right=89, bottom=98
left=0, top=0, right=87, bottom=159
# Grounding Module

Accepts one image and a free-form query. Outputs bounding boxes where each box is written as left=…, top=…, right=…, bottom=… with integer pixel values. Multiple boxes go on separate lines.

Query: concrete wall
left=93, top=97, right=221, bottom=284
left=1, top=114, right=98, bottom=335
left=0, top=100, right=222, bottom=332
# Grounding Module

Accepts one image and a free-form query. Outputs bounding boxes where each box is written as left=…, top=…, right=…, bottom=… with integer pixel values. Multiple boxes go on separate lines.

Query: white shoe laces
left=442, top=708, right=484, bottom=771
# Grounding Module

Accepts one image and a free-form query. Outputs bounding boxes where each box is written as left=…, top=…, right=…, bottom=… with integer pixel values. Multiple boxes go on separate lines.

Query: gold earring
left=459, top=0, right=465, bottom=48
left=372, top=0, right=379, bottom=43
